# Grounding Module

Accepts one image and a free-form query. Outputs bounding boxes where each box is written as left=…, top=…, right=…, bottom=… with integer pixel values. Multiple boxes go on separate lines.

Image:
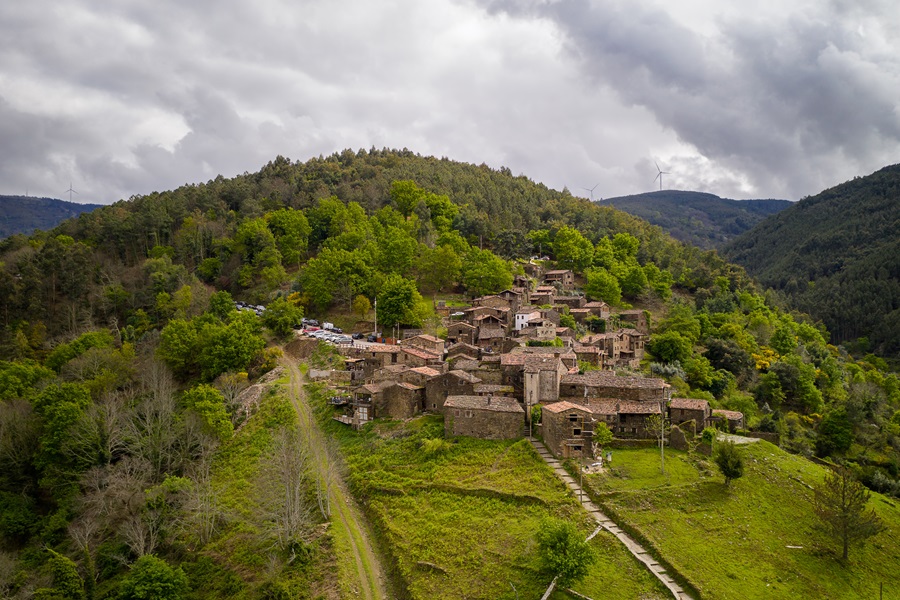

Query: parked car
left=367, top=333, right=381, bottom=343
left=306, top=319, right=319, bottom=327
left=351, top=332, right=364, bottom=339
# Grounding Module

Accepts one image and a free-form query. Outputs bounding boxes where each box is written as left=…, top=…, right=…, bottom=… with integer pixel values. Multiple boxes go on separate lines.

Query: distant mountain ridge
left=0, top=195, right=102, bottom=238
left=597, top=191, right=791, bottom=249
left=723, top=164, right=900, bottom=356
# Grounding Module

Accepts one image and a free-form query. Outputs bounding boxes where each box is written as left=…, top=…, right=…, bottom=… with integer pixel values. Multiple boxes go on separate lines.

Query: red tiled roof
left=713, top=409, right=744, bottom=420
left=409, top=366, right=442, bottom=377
left=670, top=398, right=710, bottom=411
left=543, top=401, right=591, bottom=414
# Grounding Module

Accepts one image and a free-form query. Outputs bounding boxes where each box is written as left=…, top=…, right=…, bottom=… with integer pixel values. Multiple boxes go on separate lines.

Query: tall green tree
left=377, top=275, right=423, bottom=328
left=813, top=467, right=885, bottom=560
left=460, top=248, right=513, bottom=297
left=714, top=440, right=744, bottom=487
left=583, top=268, right=621, bottom=305
left=552, top=226, right=594, bottom=273
left=117, top=555, right=189, bottom=600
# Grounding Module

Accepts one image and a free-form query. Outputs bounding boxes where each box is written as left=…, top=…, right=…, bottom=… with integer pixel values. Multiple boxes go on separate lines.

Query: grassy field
left=585, top=442, right=900, bottom=599
left=309, top=383, right=669, bottom=599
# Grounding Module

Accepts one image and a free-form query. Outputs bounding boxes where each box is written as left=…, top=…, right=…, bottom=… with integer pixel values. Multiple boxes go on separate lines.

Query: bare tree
left=214, top=372, right=250, bottom=422
left=644, top=411, right=671, bottom=474
left=184, top=453, right=222, bottom=546
left=128, top=360, right=179, bottom=477
left=62, top=390, right=131, bottom=469
left=258, top=427, right=315, bottom=550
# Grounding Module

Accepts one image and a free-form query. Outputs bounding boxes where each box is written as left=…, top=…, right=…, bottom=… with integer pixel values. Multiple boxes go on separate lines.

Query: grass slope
left=309, top=384, right=668, bottom=599
left=586, top=442, right=900, bottom=599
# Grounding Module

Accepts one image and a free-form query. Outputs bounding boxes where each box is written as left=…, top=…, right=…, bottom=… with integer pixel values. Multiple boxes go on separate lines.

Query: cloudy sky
left=2, top=0, right=899, bottom=205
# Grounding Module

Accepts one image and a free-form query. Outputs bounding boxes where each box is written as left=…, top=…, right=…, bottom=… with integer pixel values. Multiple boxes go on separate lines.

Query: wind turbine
left=581, top=182, right=600, bottom=201
left=653, top=162, right=670, bottom=191
left=64, top=182, right=78, bottom=202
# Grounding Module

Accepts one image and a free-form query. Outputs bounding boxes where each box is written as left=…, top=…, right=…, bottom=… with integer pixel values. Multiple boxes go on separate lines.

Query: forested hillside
left=598, top=191, right=790, bottom=249
left=723, top=164, right=900, bottom=357
left=1, top=149, right=898, bottom=598
left=0, top=196, right=102, bottom=239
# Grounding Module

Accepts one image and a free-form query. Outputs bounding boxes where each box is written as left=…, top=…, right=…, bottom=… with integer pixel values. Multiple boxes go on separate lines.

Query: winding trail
left=281, top=360, right=387, bottom=600
left=527, top=436, right=694, bottom=600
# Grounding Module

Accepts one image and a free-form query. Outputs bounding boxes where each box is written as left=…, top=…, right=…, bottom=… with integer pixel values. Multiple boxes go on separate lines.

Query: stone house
left=473, top=294, right=514, bottom=311
left=711, top=409, right=745, bottom=432
left=515, top=308, right=542, bottom=331
left=668, top=398, right=710, bottom=434
left=584, top=301, right=611, bottom=319
left=403, top=334, right=446, bottom=356
left=400, top=346, right=443, bottom=368
left=425, top=370, right=481, bottom=413
left=447, top=322, right=478, bottom=346
left=349, top=381, right=423, bottom=425
left=617, top=310, right=649, bottom=334
left=616, top=401, right=662, bottom=437
left=553, top=295, right=586, bottom=310
left=402, top=366, right=443, bottom=387
left=543, top=269, right=575, bottom=290
left=569, top=308, right=592, bottom=324
left=558, top=371, right=670, bottom=403
left=473, top=383, right=515, bottom=397
left=523, top=357, right=569, bottom=419
left=498, top=288, right=527, bottom=312
left=542, top=401, right=595, bottom=459
left=446, top=341, right=481, bottom=362
left=477, top=327, right=507, bottom=352
left=573, top=345, right=603, bottom=367
left=444, top=395, right=524, bottom=440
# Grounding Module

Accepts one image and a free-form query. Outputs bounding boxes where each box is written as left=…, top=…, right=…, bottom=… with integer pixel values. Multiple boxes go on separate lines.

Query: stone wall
left=445, top=408, right=523, bottom=440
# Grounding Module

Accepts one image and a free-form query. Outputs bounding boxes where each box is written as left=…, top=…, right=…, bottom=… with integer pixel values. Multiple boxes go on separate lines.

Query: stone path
left=527, top=437, right=695, bottom=600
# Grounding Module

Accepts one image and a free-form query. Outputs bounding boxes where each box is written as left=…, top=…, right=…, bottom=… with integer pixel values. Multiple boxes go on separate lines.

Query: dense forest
left=598, top=191, right=790, bottom=249
left=0, top=196, right=102, bottom=239
left=0, top=148, right=898, bottom=598
left=723, top=164, right=900, bottom=358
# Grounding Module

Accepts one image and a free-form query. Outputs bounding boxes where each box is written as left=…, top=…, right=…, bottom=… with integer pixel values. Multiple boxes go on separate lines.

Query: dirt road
left=281, top=360, right=387, bottom=600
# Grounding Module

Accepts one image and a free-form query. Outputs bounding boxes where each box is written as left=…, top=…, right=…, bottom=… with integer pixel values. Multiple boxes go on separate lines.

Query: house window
left=568, top=414, right=578, bottom=422
left=432, top=403, right=437, bottom=409
left=573, top=428, right=581, bottom=436
left=465, top=410, right=473, bottom=418
left=358, top=407, right=369, bottom=422
left=572, top=445, right=582, bottom=452
left=631, top=428, right=636, bottom=434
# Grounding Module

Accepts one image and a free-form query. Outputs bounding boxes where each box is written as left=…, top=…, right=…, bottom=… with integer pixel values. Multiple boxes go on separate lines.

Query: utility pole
left=373, top=297, right=377, bottom=340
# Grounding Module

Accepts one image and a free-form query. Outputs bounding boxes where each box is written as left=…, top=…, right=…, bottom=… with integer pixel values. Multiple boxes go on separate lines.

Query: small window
left=568, top=414, right=578, bottom=422
left=572, top=445, right=582, bottom=452
left=573, top=428, right=581, bottom=436
left=432, top=403, right=437, bottom=409
left=466, top=410, right=473, bottom=418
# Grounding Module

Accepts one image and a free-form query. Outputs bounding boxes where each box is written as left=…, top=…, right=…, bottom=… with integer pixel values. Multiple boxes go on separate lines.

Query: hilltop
left=723, top=164, right=900, bottom=357
left=0, top=149, right=898, bottom=598
left=597, top=191, right=790, bottom=249
left=0, top=195, right=102, bottom=239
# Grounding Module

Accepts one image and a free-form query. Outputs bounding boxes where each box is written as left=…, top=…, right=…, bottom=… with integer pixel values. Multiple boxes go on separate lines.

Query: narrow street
left=281, top=359, right=387, bottom=600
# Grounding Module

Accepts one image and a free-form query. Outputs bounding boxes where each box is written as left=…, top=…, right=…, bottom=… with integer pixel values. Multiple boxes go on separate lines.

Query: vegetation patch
left=310, top=384, right=668, bottom=599
left=587, top=442, right=900, bottom=599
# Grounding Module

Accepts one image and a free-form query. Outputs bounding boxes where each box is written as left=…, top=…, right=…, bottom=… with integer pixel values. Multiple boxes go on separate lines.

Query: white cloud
left=0, top=0, right=898, bottom=204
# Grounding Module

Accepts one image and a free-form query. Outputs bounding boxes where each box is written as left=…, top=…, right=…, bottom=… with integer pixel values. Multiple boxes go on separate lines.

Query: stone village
left=316, top=267, right=744, bottom=460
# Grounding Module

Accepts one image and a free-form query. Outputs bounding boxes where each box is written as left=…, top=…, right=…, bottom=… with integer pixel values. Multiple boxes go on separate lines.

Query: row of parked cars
left=235, top=301, right=266, bottom=316
left=304, top=329, right=353, bottom=345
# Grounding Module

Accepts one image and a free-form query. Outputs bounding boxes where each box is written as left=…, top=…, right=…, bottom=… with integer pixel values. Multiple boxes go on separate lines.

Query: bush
left=536, top=518, right=595, bottom=588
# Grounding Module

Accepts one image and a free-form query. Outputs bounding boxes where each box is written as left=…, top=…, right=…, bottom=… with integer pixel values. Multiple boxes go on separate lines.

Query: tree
left=118, top=555, right=189, bottom=600
left=261, top=296, right=304, bottom=338
left=552, top=226, right=594, bottom=273
left=649, top=331, right=693, bottom=364
left=460, top=248, right=513, bottom=297
left=583, top=268, right=621, bottom=305
left=592, top=422, right=613, bottom=457
left=352, top=294, right=371, bottom=320
left=714, top=440, right=744, bottom=487
left=35, top=549, right=85, bottom=600
left=377, top=274, right=423, bottom=328
left=182, top=385, right=233, bottom=441
left=813, top=466, right=885, bottom=560
left=536, top=518, right=595, bottom=588
left=816, top=408, right=853, bottom=457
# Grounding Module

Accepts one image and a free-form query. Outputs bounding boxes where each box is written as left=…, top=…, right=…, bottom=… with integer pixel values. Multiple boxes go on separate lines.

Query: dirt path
left=281, top=360, right=387, bottom=600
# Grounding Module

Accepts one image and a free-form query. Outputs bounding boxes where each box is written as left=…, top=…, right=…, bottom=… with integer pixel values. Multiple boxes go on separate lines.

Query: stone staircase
left=527, top=436, right=695, bottom=600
